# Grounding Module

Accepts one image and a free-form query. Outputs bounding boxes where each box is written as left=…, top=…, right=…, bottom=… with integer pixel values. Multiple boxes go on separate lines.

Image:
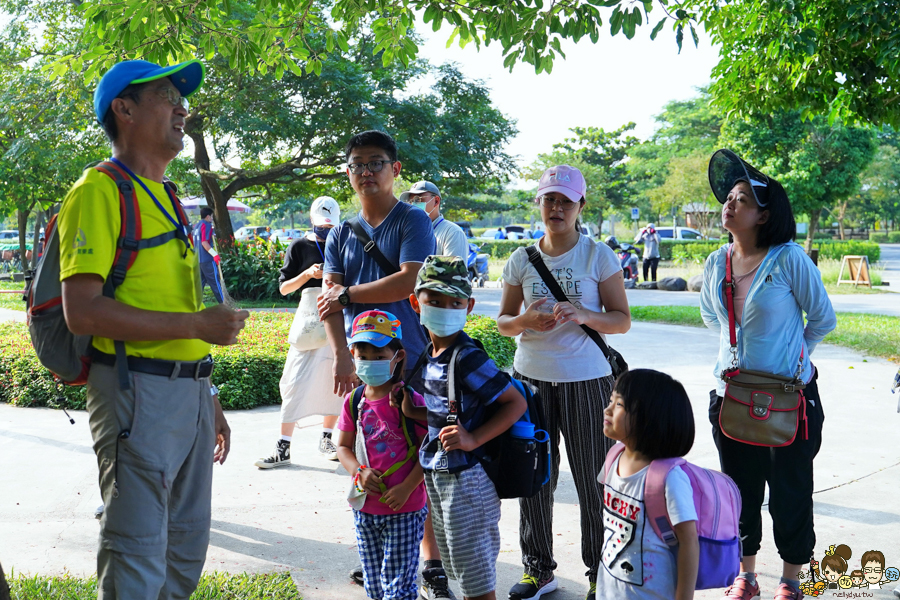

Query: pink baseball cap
left=536, top=165, right=587, bottom=202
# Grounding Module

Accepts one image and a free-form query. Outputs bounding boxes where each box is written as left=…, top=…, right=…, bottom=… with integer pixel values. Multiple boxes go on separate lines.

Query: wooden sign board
left=837, top=255, right=871, bottom=287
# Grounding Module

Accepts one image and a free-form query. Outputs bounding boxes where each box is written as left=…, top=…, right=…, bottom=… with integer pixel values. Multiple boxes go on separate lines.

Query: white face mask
left=420, top=304, right=468, bottom=337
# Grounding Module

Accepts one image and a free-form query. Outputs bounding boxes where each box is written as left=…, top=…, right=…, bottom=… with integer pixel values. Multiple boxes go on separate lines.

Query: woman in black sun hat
left=701, top=149, right=836, bottom=600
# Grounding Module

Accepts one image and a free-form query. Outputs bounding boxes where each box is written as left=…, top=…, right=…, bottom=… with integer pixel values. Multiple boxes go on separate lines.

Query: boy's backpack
left=602, top=443, right=742, bottom=590
left=26, top=160, right=191, bottom=389
left=441, top=337, right=551, bottom=499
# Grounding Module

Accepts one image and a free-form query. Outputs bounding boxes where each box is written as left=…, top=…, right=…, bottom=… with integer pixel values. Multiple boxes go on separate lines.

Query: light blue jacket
left=700, top=242, right=837, bottom=395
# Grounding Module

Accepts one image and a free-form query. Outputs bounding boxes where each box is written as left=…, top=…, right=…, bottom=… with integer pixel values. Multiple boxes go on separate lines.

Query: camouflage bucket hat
left=415, top=255, right=472, bottom=299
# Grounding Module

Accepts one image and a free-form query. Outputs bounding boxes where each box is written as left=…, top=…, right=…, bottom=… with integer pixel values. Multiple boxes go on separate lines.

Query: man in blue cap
left=58, top=59, right=249, bottom=598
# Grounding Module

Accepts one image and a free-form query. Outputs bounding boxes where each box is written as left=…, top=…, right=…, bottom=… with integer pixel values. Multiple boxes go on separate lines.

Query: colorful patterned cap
left=349, top=310, right=402, bottom=347
left=415, top=255, right=472, bottom=299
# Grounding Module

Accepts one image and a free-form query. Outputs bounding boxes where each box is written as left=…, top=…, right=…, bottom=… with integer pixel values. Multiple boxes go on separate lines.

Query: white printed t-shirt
left=597, top=455, right=697, bottom=600
left=502, top=234, right=622, bottom=382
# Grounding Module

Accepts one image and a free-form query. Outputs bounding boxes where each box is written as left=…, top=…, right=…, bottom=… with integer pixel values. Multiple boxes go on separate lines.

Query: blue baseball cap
left=349, top=310, right=402, bottom=347
left=93, top=59, right=205, bottom=124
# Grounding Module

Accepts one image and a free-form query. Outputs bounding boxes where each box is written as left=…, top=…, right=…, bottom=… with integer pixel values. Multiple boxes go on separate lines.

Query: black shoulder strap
left=348, top=216, right=399, bottom=276
left=524, top=245, right=616, bottom=364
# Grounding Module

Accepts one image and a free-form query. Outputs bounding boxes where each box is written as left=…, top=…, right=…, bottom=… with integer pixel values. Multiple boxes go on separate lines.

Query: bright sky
left=415, top=22, right=721, bottom=178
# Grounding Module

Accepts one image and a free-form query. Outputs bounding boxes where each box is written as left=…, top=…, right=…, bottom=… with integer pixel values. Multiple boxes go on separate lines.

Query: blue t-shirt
left=193, top=220, right=215, bottom=263
left=324, top=201, right=436, bottom=361
left=410, top=332, right=512, bottom=473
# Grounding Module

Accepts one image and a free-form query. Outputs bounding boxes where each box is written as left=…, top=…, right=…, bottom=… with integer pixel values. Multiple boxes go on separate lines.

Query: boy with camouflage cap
left=400, top=256, right=526, bottom=600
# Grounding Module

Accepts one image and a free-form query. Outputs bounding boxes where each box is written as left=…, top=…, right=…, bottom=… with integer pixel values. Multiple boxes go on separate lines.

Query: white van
left=654, top=226, right=705, bottom=240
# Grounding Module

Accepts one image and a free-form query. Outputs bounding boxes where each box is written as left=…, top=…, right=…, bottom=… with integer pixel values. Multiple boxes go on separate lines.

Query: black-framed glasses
left=347, top=160, right=395, bottom=175
left=538, top=195, right=579, bottom=211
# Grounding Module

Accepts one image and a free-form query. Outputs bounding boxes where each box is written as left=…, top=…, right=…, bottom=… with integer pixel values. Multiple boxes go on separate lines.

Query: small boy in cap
left=401, top=256, right=527, bottom=600
left=335, top=310, right=429, bottom=600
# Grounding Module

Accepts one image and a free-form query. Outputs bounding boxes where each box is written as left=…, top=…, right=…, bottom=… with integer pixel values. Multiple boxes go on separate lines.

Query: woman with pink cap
left=498, top=164, right=632, bottom=600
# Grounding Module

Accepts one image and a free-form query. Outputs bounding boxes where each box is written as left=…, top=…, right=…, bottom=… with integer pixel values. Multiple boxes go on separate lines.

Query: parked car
left=234, top=226, right=272, bottom=242
left=0, top=230, right=18, bottom=242
left=480, top=225, right=531, bottom=240
left=270, top=228, right=305, bottom=243
left=653, top=226, right=705, bottom=240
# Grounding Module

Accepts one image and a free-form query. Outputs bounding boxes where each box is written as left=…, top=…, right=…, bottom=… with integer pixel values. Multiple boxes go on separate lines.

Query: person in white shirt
left=400, top=180, right=469, bottom=260
left=497, top=164, right=631, bottom=600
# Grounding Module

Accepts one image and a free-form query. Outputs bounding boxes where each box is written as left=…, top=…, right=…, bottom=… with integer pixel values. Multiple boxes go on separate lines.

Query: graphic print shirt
left=502, top=234, right=622, bottom=382
left=597, top=456, right=697, bottom=600
left=336, top=389, right=427, bottom=515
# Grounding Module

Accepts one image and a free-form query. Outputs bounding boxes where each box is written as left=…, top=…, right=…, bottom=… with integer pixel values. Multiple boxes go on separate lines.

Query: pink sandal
left=722, top=576, right=761, bottom=600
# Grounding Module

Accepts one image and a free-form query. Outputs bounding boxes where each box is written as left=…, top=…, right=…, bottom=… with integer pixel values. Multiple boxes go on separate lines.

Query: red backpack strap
left=644, top=457, right=686, bottom=548
left=94, top=161, right=141, bottom=293
left=94, top=161, right=142, bottom=391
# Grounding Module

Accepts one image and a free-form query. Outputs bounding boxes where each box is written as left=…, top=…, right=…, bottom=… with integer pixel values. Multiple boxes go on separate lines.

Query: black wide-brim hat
left=708, top=149, right=773, bottom=207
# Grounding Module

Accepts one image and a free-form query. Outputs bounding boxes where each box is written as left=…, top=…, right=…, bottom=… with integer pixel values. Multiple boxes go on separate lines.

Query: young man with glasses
left=400, top=181, right=469, bottom=260
left=59, top=59, right=248, bottom=598
left=318, top=131, right=456, bottom=599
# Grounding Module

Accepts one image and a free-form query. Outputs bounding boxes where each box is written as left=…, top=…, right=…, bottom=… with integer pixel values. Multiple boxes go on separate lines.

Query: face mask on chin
left=420, top=304, right=468, bottom=338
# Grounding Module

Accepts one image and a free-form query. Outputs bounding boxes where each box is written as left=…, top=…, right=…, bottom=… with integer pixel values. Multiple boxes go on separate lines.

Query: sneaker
left=421, top=567, right=455, bottom=599
left=773, top=583, right=803, bottom=600
left=509, top=573, right=557, bottom=600
left=254, top=440, right=291, bottom=469
left=722, top=576, right=761, bottom=599
left=318, top=433, right=339, bottom=461
left=585, top=582, right=596, bottom=600
left=349, top=565, right=363, bottom=586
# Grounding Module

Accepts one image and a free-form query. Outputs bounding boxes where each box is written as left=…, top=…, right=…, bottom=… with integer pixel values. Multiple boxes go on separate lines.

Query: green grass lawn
left=6, top=571, right=301, bottom=599
left=0, top=279, right=27, bottom=311
left=630, top=306, right=900, bottom=362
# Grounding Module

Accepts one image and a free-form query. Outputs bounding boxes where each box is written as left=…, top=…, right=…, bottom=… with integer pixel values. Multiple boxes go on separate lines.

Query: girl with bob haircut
left=701, top=150, right=836, bottom=600
left=597, top=368, right=699, bottom=600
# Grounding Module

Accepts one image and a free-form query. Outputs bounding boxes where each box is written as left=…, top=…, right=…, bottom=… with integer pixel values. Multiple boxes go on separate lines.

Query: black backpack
left=413, top=338, right=552, bottom=499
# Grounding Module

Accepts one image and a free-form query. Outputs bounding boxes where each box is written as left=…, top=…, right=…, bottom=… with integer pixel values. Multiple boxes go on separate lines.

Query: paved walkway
left=470, top=287, right=900, bottom=317
left=2, top=322, right=898, bottom=599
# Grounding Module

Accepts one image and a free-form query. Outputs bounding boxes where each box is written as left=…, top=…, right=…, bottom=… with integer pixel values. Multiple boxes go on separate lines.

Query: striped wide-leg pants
left=513, top=371, right=616, bottom=583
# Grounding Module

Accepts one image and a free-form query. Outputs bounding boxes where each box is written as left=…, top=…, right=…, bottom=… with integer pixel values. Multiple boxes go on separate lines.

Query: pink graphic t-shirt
left=337, top=389, right=427, bottom=515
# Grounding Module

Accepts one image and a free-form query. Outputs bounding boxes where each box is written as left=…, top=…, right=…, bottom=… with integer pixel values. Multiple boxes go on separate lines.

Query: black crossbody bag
left=524, top=245, right=628, bottom=379
left=347, top=216, right=400, bottom=276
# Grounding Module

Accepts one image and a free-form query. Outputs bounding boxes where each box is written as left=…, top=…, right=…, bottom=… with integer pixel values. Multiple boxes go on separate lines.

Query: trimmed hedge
left=0, top=313, right=517, bottom=411
left=475, top=239, right=532, bottom=258
left=669, top=240, right=881, bottom=264
left=869, top=231, right=900, bottom=243
left=815, top=240, right=880, bottom=262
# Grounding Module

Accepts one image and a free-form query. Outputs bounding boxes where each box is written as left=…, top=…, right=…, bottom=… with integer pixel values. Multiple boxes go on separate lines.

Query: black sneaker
left=349, top=565, right=363, bottom=586
left=508, top=573, right=557, bottom=600
left=318, top=432, right=339, bottom=461
left=421, top=567, right=455, bottom=599
left=254, top=439, right=291, bottom=469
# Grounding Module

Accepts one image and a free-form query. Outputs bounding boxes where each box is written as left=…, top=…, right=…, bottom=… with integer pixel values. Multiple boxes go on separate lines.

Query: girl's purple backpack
left=602, top=443, right=742, bottom=590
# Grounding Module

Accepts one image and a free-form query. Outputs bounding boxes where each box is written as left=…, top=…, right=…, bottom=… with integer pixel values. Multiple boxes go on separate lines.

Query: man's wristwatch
left=338, top=286, right=352, bottom=307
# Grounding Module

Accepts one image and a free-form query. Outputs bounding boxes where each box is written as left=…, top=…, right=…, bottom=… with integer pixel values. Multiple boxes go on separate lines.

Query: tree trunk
left=805, top=208, right=821, bottom=254
left=185, top=115, right=236, bottom=247
left=17, top=208, right=30, bottom=270
left=32, top=208, right=44, bottom=270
